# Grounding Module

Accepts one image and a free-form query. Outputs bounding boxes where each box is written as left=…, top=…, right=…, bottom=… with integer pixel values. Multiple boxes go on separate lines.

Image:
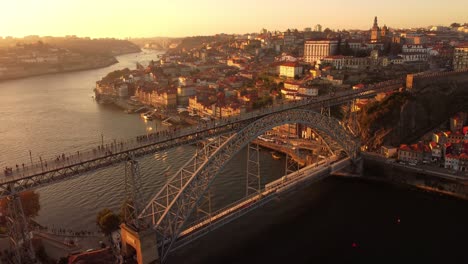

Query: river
left=0, top=50, right=467, bottom=263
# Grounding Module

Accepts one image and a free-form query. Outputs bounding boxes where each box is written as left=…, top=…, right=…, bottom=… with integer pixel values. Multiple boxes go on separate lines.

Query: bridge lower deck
left=169, top=157, right=351, bottom=252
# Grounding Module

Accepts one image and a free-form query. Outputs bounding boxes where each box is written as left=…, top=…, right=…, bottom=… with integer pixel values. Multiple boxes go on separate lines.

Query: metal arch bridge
left=136, top=108, right=361, bottom=261
left=0, top=78, right=403, bottom=199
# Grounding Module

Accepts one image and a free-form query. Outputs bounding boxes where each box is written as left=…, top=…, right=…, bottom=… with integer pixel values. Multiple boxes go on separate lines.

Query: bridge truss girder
left=138, top=135, right=235, bottom=257
left=123, top=157, right=144, bottom=230
left=139, top=109, right=360, bottom=262
left=6, top=186, right=36, bottom=264
left=246, top=143, right=261, bottom=196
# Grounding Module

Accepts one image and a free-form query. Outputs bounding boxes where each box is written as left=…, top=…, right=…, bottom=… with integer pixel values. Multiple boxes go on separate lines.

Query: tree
left=356, top=50, right=369, bottom=58
left=336, top=35, right=342, bottom=55
left=390, top=43, right=402, bottom=56
left=341, top=40, right=353, bottom=56
left=450, top=22, right=461, bottom=28
left=0, top=191, right=40, bottom=218
left=96, top=208, right=121, bottom=235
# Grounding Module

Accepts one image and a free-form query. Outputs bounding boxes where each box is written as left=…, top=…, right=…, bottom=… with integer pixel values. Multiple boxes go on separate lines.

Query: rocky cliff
left=358, top=71, right=468, bottom=149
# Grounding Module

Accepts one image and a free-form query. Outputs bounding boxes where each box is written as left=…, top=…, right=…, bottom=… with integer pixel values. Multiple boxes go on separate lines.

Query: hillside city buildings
left=94, top=16, right=467, bottom=132
left=395, top=112, right=468, bottom=172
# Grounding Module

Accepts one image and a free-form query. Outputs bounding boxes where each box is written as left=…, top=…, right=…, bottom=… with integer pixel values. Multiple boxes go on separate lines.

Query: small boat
left=272, top=152, right=282, bottom=160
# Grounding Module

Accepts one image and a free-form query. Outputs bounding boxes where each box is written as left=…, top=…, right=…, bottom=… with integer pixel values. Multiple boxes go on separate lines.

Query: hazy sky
left=1, top=0, right=467, bottom=38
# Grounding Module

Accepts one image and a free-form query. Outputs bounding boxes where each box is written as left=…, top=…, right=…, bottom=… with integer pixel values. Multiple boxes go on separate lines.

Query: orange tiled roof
left=280, top=62, right=302, bottom=67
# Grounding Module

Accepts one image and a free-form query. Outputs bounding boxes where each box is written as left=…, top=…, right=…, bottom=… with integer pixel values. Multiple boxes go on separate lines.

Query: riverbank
left=361, top=154, right=468, bottom=200
left=0, top=58, right=118, bottom=82
left=0, top=49, right=147, bottom=83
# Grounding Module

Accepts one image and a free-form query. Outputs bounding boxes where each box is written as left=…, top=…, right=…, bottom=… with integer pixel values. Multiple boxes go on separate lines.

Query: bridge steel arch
left=138, top=109, right=360, bottom=261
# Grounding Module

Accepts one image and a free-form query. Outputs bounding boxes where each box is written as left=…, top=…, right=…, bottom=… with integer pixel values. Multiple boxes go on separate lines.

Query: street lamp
left=39, top=156, right=44, bottom=172
left=29, top=150, right=33, bottom=167
left=146, top=126, right=153, bottom=140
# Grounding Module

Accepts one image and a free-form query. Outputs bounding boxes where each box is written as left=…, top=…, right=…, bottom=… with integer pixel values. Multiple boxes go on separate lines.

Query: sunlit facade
left=453, top=43, right=468, bottom=70
left=304, top=40, right=338, bottom=64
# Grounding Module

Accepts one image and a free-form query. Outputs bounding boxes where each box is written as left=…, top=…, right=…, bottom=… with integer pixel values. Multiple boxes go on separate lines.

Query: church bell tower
left=370, top=16, right=381, bottom=43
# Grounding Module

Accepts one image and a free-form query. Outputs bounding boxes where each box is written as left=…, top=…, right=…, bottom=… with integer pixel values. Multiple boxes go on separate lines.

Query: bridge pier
left=6, top=185, right=36, bottom=264
left=352, top=157, right=364, bottom=176
left=120, top=224, right=159, bottom=264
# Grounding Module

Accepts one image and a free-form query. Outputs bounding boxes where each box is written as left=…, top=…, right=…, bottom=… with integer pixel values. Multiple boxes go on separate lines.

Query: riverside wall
left=362, top=155, right=468, bottom=200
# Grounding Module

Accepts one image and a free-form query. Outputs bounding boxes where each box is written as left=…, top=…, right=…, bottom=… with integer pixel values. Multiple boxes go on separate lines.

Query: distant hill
left=0, top=36, right=141, bottom=56
left=173, top=36, right=216, bottom=51
left=41, top=37, right=141, bottom=56
left=0, top=37, right=141, bottom=81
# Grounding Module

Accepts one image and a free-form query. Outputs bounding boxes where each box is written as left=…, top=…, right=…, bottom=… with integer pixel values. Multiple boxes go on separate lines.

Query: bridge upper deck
left=0, top=79, right=403, bottom=198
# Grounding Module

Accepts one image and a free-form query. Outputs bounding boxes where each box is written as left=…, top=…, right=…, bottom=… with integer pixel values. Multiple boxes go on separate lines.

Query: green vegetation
left=96, top=208, right=121, bottom=235
left=253, top=96, right=273, bottom=109
left=101, top=68, right=131, bottom=82
left=358, top=92, right=414, bottom=134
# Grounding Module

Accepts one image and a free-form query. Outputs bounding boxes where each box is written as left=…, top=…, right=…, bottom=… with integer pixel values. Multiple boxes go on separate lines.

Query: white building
left=445, top=154, right=459, bottom=170
left=281, top=82, right=319, bottom=100
left=347, top=41, right=364, bottom=52
left=453, top=43, right=468, bottom=70
left=297, top=86, right=319, bottom=97
left=279, top=62, right=303, bottom=78
left=402, top=44, right=430, bottom=53
left=304, top=40, right=339, bottom=64
left=398, top=44, right=430, bottom=63
left=399, top=53, right=428, bottom=63
left=319, top=56, right=370, bottom=70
